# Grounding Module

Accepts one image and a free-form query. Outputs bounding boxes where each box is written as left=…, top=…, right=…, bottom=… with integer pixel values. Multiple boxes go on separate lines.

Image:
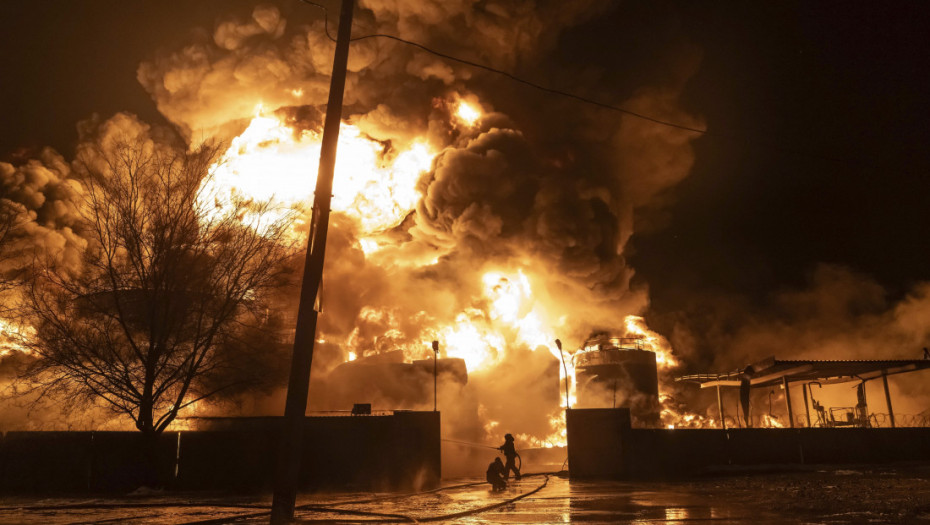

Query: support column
left=716, top=385, right=726, bottom=430
left=782, top=376, right=794, bottom=428
left=882, top=372, right=896, bottom=428
left=802, top=383, right=812, bottom=428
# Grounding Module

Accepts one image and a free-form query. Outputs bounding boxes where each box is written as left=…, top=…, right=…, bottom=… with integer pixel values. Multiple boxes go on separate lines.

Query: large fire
left=201, top=106, right=434, bottom=236
left=0, top=319, right=33, bottom=357
left=455, top=100, right=481, bottom=127
left=202, top=98, right=594, bottom=441
left=194, top=97, right=701, bottom=443
left=624, top=315, right=678, bottom=368
left=0, top=91, right=694, bottom=440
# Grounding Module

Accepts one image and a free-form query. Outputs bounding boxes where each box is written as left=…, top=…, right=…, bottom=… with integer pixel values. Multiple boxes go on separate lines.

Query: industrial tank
left=573, top=335, right=660, bottom=426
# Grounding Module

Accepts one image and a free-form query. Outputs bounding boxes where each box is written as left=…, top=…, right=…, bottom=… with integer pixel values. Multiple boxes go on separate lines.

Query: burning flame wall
left=134, top=1, right=705, bottom=444
left=1, top=1, right=708, bottom=442
left=5, top=1, right=929, bottom=443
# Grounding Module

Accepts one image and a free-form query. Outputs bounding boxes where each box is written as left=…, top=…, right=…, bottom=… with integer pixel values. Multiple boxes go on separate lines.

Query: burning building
left=573, top=334, right=660, bottom=426
left=0, top=1, right=704, bottom=455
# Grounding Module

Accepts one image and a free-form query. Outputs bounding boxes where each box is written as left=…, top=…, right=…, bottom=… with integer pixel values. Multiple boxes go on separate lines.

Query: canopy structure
left=677, top=356, right=930, bottom=389
left=675, top=354, right=930, bottom=429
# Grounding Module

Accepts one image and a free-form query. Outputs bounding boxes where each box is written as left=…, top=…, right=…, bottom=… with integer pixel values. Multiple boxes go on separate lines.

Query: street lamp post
left=432, top=340, right=439, bottom=411
left=556, top=339, right=570, bottom=410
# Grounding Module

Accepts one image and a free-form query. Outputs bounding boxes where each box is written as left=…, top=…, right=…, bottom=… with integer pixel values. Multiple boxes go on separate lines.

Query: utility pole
left=270, top=1, right=355, bottom=523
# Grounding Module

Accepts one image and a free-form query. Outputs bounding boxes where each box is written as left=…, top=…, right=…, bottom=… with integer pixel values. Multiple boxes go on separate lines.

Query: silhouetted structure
left=567, top=407, right=930, bottom=480
left=678, top=355, right=930, bottom=429
left=0, top=412, right=439, bottom=493
left=573, top=335, right=659, bottom=426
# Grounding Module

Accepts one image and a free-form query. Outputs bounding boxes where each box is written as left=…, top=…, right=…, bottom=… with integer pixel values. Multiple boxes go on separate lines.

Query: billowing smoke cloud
left=136, top=1, right=615, bottom=141
left=1, top=1, right=707, bottom=450
left=131, top=1, right=705, bottom=447
left=0, top=147, right=83, bottom=370
left=669, top=265, right=930, bottom=369
left=0, top=150, right=84, bottom=282
left=665, top=264, right=930, bottom=424
left=0, top=148, right=85, bottom=427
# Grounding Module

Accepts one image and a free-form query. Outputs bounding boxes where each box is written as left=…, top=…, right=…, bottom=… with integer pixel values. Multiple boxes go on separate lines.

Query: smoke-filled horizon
left=2, top=1, right=930, bottom=439
left=130, top=0, right=702, bottom=444
left=0, top=1, right=701, bottom=443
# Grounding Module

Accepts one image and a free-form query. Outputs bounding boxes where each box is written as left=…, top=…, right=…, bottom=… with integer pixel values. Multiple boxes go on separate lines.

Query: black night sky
left=2, top=1, right=930, bottom=366
left=641, top=1, right=930, bottom=301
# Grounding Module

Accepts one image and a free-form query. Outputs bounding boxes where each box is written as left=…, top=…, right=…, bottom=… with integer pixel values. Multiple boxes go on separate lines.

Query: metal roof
left=676, top=356, right=930, bottom=389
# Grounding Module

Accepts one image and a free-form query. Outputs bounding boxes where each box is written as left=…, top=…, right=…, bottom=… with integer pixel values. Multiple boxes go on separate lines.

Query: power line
left=297, top=0, right=707, bottom=135
left=353, top=33, right=708, bottom=134
left=296, top=0, right=893, bottom=173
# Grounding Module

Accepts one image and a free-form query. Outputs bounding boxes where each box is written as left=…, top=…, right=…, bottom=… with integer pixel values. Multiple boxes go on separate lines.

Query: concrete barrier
left=566, top=408, right=630, bottom=478
left=0, top=412, right=440, bottom=493
left=566, top=408, right=930, bottom=479
left=1, top=432, right=95, bottom=492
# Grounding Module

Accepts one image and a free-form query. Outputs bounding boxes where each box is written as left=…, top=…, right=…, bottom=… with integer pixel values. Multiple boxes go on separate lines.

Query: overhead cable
left=297, top=0, right=707, bottom=135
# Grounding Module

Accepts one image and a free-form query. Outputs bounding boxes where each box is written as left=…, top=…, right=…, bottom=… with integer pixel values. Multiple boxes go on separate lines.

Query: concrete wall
left=0, top=431, right=178, bottom=492
left=566, top=408, right=930, bottom=479
left=0, top=411, right=440, bottom=493
left=566, top=408, right=630, bottom=478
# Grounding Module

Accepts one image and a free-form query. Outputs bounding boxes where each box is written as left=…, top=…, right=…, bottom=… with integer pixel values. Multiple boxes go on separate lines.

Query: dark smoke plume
left=3, top=2, right=708, bottom=445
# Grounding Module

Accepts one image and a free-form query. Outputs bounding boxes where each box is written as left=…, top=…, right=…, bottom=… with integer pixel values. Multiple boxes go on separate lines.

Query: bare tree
left=23, top=132, right=294, bottom=436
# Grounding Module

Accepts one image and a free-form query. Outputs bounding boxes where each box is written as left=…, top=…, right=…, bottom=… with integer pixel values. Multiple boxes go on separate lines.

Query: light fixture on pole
left=556, top=339, right=570, bottom=410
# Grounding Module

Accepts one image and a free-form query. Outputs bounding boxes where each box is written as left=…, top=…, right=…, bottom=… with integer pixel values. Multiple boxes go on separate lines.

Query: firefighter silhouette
left=498, top=433, right=521, bottom=480
left=486, top=457, right=506, bottom=491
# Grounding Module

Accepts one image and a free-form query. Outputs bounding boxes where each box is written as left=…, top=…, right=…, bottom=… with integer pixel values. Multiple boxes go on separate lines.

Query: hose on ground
left=292, top=475, right=550, bottom=524
left=14, top=473, right=559, bottom=524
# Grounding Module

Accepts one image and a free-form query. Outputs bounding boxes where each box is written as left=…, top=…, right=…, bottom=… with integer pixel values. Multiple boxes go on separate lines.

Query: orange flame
left=624, top=315, right=678, bottom=368
left=0, top=319, right=33, bottom=356
left=196, top=96, right=692, bottom=447
left=761, top=414, right=785, bottom=428
left=201, top=107, right=434, bottom=236
left=456, top=100, right=481, bottom=127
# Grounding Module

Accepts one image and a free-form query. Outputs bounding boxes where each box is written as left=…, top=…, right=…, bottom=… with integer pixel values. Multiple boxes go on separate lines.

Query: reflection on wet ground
left=1, top=465, right=929, bottom=524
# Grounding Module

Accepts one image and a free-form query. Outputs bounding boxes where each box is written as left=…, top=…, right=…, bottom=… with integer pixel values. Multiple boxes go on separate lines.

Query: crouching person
left=486, top=457, right=507, bottom=491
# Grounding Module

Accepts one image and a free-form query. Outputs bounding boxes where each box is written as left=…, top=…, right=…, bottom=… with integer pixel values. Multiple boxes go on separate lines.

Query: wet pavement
left=1, top=464, right=929, bottom=524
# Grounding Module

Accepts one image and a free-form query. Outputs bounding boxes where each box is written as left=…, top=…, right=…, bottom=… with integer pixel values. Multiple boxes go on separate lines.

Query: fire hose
left=292, top=474, right=550, bottom=524
left=19, top=442, right=545, bottom=524
left=175, top=475, right=551, bottom=524
left=13, top=474, right=555, bottom=525
left=440, top=438, right=498, bottom=450
left=441, top=438, right=522, bottom=472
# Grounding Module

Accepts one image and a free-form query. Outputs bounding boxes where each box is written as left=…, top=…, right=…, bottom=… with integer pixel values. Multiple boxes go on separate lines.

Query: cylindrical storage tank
left=573, top=336, right=659, bottom=426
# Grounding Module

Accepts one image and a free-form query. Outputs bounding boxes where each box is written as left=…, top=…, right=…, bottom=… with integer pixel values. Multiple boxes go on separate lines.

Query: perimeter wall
left=0, top=411, right=440, bottom=493
left=567, top=408, right=930, bottom=479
